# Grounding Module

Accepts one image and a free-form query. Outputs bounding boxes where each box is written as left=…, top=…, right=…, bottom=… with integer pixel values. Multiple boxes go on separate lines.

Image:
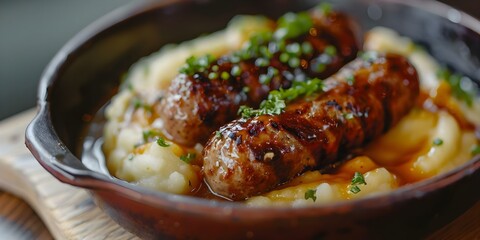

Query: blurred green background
left=0, top=0, right=477, bottom=120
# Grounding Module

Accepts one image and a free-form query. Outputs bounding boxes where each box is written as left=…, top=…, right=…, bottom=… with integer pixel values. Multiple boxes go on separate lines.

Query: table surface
left=0, top=109, right=479, bottom=239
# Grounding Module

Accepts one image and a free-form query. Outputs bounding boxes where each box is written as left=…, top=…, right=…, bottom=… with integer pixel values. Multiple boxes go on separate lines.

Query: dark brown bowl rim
left=26, top=0, right=480, bottom=217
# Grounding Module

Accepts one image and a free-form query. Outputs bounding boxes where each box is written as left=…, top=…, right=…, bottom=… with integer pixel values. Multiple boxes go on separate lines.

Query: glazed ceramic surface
left=26, top=0, right=480, bottom=239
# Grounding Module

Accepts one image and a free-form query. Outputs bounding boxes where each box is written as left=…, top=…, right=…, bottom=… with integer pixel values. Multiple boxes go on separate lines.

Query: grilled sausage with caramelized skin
left=203, top=53, right=420, bottom=200
left=155, top=10, right=360, bottom=146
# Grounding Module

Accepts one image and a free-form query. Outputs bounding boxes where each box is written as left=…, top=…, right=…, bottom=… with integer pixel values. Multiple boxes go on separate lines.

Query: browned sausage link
left=203, top=53, right=420, bottom=200
left=155, top=10, right=359, bottom=146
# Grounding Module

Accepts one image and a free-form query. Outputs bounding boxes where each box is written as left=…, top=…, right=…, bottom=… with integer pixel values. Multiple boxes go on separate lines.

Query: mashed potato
left=103, top=16, right=480, bottom=204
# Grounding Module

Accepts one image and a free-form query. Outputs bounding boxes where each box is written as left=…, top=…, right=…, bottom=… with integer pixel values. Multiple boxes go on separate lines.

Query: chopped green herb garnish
left=143, top=130, right=160, bottom=142
left=239, top=79, right=325, bottom=118
left=280, top=52, right=290, bottom=63
left=270, top=78, right=325, bottom=101
left=318, top=2, right=333, bottom=15
left=288, top=57, right=300, bottom=68
left=346, top=75, right=355, bottom=86
left=436, top=68, right=476, bottom=107
left=221, top=71, right=230, bottom=80
left=238, top=106, right=255, bottom=118
left=231, top=65, right=241, bottom=77
left=211, top=65, right=219, bottom=72
left=259, top=45, right=273, bottom=59
left=179, top=54, right=216, bottom=75
left=360, top=51, right=379, bottom=62
left=208, top=72, right=218, bottom=80
left=267, top=67, right=279, bottom=77
left=132, top=98, right=152, bottom=112
left=286, top=43, right=301, bottom=56
left=433, top=138, right=444, bottom=146
left=301, top=41, right=313, bottom=55
left=349, top=185, right=361, bottom=194
left=343, top=112, right=354, bottom=120
left=156, top=137, right=170, bottom=147
left=304, top=189, right=317, bottom=202
left=274, top=12, right=313, bottom=40
left=180, top=152, right=196, bottom=163
left=349, top=172, right=367, bottom=194
left=133, top=98, right=143, bottom=109
left=471, top=145, right=480, bottom=156
left=242, top=86, right=250, bottom=93
left=127, top=83, right=134, bottom=91
left=215, top=130, right=222, bottom=139
left=258, top=67, right=279, bottom=85
left=324, top=45, right=337, bottom=56
left=255, top=58, right=270, bottom=67
left=259, top=74, right=272, bottom=85
left=311, top=61, right=326, bottom=73
left=351, top=172, right=367, bottom=185
left=238, top=96, right=286, bottom=118
left=230, top=55, right=241, bottom=63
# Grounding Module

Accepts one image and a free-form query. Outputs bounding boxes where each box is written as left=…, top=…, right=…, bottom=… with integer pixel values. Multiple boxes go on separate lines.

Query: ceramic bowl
left=26, top=0, right=480, bottom=239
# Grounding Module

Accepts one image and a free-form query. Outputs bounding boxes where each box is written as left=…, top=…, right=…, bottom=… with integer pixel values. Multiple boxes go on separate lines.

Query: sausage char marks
left=203, top=53, right=420, bottom=200
left=155, top=10, right=360, bottom=146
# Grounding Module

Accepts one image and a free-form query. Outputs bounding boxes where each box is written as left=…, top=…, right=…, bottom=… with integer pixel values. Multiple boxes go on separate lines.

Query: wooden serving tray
left=0, top=109, right=136, bottom=239
left=0, top=109, right=478, bottom=239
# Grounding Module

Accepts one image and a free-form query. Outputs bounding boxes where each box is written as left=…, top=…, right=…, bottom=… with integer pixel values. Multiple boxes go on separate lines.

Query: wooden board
left=0, top=109, right=478, bottom=239
left=0, top=109, right=136, bottom=240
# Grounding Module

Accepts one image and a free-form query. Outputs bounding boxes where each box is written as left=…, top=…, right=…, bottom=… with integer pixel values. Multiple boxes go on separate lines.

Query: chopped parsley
left=215, top=130, right=222, bottom=139
left=324, top=45, right=337, bottom=57
left=343, top=112, right=354, bottom=120
left=274, top=12, right=313, bottom=40
left=359, top=51, right=379, bottom=62
left=221, top=71, right=230, bottom=80
left=288, top=57, right=300, bottom=68
left=304, top=189, right=317, bottom=202
left=349, top=172, right=367, bottom=194
left=301, top=41, right=314, bottom=55
left=318, top=2, right=333, bottom=15
left=132, top=98, right=152, bottom=112
left=349, top=185, right=361, bottom=194
left=280, top=52, right=290, bottom=63
left=471, top=145, right=480, bottom=156
left=255, top=58, right=270, bottom=67
left=286, top=42, right=301, bottom=55
left=238, top=96, right=286, bottom=118
left=179, top=54, right=216, bottom=75
left=231, top=65, right=241, bottom=77
left=433, top=138, right=444, bottom=146
left=180, top=153, right=196, bottom=163
left=346, top=75, right=355, bottom=86
left=309, top=45, right=337, bottom=73
left=156, top=137, right=170, bottom=147
left=238, top=78, right=325, bottom=118
left=436, top=68, right=477, bottom=107
left=143, top=129, right=160, bottom=142
left=270, top=78, right=325, bottom=101
left=208, top=72, right=218, bottom=80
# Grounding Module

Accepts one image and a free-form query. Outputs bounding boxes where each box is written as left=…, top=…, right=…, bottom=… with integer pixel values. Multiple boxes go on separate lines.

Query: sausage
left=202, top=53, right=420, bottom=200
left=154, top=10, right=360, bottom=146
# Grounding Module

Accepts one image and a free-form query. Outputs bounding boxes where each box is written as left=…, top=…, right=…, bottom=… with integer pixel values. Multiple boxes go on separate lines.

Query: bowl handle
left=25, top=105, right=102, bottom=185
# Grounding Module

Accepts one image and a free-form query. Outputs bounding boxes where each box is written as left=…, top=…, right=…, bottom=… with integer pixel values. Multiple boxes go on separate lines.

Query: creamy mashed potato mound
left=104, top=16, right=480, bottom=205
